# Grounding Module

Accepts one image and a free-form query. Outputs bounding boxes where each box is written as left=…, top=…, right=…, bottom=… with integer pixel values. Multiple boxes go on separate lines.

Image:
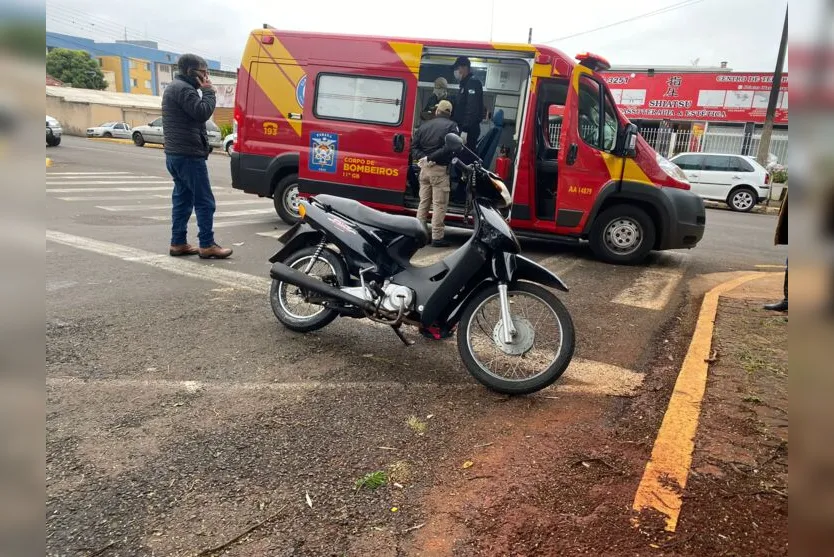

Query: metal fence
left=639, top=127, right=789, bottom=166
left=547, top=122, right=788, bottom=166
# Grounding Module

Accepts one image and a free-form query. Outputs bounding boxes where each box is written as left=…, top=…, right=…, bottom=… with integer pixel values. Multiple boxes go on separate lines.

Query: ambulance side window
left=577, top=76, right=619, bottom=152
left=314, top=73, right=406, bottom=126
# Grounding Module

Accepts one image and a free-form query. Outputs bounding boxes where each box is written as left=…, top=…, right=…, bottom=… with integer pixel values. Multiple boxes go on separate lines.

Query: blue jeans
left=166, top=154, right=216, bottom=248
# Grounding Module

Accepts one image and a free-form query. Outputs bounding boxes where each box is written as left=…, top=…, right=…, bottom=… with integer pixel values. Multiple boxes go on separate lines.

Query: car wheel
left=590, top=204, right=656, bottom=265
left=103, top=132, right=112, bottom=138
left=727, top=187, right=757, bottom=212
left=225, top=142, right=233, bottom=155
left=46, top=136, right=60, bottom=147
left=273, top=173, right=301, bottom=225
left=132, top=132, right=145, bottom=147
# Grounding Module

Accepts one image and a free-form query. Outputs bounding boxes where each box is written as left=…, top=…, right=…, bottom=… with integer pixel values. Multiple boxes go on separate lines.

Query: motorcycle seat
left=314, top=195, right=429, bottom=245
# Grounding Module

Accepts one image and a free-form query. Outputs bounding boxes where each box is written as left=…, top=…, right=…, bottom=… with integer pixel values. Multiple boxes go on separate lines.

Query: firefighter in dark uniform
left=451, top=56, right=484, bottom=153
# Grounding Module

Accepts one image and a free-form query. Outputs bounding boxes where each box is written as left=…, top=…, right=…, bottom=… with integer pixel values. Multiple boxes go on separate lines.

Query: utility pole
left=756, top=6, right=788, bottom=166
left=528, top=28, right=533, bottom=44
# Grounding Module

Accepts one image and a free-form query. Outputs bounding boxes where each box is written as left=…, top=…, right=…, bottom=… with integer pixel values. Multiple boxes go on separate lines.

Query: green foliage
left=0, top=21, right=45, bottom=59
left=771, top=168, right=788, bottom=183
left=219, top=123, right=234, bottom=138
left=355, top=471, right=387, bottom=491
left=46, top=48, right=108, bottom=90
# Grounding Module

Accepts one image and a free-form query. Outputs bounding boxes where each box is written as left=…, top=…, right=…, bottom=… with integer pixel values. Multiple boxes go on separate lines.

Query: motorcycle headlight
left=656, top=153, right=689, bottom=183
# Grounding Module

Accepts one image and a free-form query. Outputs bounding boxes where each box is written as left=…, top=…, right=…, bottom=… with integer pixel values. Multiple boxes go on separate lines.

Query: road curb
left=88, top=137, right=164, bottom=149
left=631, top=271, right=781, bottom=532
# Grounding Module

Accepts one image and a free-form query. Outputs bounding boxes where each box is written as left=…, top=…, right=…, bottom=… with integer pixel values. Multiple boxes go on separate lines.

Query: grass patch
left=407, top=416, right=427, bottom=435
left=355, top=470, right=387, bottom=492
left=738, top=348, right=780, bottom=375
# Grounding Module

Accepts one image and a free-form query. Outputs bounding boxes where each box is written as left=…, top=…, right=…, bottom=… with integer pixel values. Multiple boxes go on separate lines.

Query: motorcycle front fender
left=268, top=222, right=324, bottom=263
left=510, top=254, right=569, bottom=292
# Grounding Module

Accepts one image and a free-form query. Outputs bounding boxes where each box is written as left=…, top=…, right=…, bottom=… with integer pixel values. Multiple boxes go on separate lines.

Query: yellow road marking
left=755, top=264, right=786, bottom=269
left=46, top=157, right=52, bottom=167
left=631, top=272, right=780, bottom=531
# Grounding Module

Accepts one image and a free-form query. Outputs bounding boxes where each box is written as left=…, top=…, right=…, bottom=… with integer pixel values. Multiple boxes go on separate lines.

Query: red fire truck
left=231, top=27, right=705, bottom=264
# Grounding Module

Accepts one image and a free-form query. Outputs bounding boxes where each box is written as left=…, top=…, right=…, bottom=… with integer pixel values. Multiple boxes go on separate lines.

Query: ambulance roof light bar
left=575, top=52, right=611, bottom=72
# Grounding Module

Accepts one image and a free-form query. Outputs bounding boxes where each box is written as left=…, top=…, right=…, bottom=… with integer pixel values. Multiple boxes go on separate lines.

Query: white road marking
left=46, top=180, right=172, bottom=186
left=46, top=357, right=642, bottom=397
left=97, top=199, right=269, bottom=212
left=144, top=208, right=275, bottom=220
left=256, top=229, right=290, bottom=239
left=46, top=230, right=270, bottom=293
left=47, top=186, right=173, bottom=193
left=536, top=255, right=582, bottom=277
left=214, top=218, right=282, bottom=229
left=46, top=172, right=134, bottom=176
left=612, top=268, right=685, bottom=310
left=57, top=195, right=173, bottom=202
left=46, top=231, right=644, bottom=397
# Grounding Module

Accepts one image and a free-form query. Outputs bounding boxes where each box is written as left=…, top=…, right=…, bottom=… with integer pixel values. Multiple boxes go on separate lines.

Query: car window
left=150, top=118, right=162, bottom=127
left=206, top=121, right=219, bottom=131
left=731, top=157, right=755, bottom=172
left=576, top=76, right=618, bottom=151
left=114, top=123, right=124, bottom=130
left=703, top=155, right=731, bottom=171
left=672, top=154, right=704, bottom=170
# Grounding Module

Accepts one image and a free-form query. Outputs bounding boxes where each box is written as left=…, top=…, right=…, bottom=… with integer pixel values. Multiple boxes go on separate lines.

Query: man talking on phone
left=162, top=53, right=232, bottom=259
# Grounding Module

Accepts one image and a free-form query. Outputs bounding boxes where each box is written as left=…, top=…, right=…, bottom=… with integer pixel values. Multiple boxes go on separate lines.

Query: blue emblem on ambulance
left=296, top=75, right=307, bottom=107
left=309, top=132, right=338, bottom=174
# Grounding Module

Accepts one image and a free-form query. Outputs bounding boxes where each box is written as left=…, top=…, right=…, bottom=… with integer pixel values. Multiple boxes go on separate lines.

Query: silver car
left=86, top=121, right=132, bottom=139
left=132, top=117, right=222, bottom=152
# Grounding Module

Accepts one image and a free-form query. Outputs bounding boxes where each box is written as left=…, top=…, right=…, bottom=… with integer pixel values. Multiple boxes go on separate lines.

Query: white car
left=86, top=121, right=132, bottom=139
left=132, top=117, right=222, bottom=152
left=223, top=133, right=236, bottom=155
left=669, top=152, right=772, bottom=212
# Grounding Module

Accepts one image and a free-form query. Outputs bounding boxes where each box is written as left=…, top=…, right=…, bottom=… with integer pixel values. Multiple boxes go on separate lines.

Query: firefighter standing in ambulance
left=412, top=99, right=459, bottom=247
left=451, top=56, right=484, bottom=152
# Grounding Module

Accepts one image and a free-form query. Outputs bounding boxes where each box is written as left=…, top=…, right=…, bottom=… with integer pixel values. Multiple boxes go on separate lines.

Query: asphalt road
left=45, top=136, right=787, bottom=555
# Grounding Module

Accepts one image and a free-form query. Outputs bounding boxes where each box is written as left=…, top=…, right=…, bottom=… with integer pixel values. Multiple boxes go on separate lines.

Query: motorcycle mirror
left=444, top=132, right=464, bottom=153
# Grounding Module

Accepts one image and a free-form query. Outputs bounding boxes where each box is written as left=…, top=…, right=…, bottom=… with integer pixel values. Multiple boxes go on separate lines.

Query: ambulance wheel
left=590, top=205, right=655, bottom=265
left=273, top=173, right=301, bottom=225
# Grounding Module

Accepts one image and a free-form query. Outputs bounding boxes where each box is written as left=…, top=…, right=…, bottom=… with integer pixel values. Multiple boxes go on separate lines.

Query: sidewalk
left=636, top=272, right=788, bottom=555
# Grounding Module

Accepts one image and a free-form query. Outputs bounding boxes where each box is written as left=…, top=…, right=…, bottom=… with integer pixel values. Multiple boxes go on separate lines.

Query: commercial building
left=606, top=64, right=789, bottom=163
left=45, top=32, right=230, bottom=96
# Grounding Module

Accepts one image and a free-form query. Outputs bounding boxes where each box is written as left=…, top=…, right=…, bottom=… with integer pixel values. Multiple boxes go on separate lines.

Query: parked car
left=132, top=117, right=221, bottom=152
left=223, top=132, right=236, bottom=155
left=46, top=115, right=62, bottom=147
left=669, top=152, right=771, bottom=212
left=86, top=121, right=132, bottom=139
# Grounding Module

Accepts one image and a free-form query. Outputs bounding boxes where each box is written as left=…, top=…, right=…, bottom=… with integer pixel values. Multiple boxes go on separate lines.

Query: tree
left=46, top=48, right=108, bottom=90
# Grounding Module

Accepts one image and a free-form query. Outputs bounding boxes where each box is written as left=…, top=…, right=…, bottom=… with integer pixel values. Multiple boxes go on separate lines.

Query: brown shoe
left=199, top=244, right=233, bottom=259
left=169, top=244, right=199, bottom=256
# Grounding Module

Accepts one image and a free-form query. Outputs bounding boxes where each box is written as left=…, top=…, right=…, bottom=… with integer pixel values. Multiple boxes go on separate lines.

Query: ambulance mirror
left=619, top=123, right=638, bottom=158
left=445, top=132, right=464, bottom=153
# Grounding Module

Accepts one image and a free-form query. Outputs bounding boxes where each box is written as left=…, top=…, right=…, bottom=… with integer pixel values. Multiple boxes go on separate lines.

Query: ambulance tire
left=589, top=205, right=656, bottom=265
left=273, top=173, right=301, bottom=225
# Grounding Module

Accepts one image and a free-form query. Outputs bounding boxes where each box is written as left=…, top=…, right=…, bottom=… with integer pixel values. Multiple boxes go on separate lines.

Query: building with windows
left=46, top=32, right=225, bottom=96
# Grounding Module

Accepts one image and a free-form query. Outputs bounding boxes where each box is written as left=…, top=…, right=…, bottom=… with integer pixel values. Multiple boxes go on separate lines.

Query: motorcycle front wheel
left=457, top=282, right=575, bottom=395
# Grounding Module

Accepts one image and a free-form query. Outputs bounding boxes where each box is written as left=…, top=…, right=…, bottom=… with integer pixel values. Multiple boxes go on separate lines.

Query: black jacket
left=453, top=74, right=484, bottom=132
left=162, top=74, right=216, bottom=158
left=411, top=116, right=459, bottom=166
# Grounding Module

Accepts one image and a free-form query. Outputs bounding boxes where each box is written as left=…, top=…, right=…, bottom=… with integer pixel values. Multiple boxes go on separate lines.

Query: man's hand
left=460, top=131, right=468, bottom=143
left=197, top=73, right=215, bottom=91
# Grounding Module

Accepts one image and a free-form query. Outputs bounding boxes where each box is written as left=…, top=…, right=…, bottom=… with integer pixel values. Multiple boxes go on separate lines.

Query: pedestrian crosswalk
left=47, top=170, right=690, bottom=312
left=47, top=170, right=278, bottom=228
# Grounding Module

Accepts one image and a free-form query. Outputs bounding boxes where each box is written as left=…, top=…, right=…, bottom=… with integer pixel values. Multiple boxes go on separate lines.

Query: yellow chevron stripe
left=388, top=41, right=422, bottom=79
left=601, top=153, right=653, bottom=185
left=245, top=33, right=304, bottom=137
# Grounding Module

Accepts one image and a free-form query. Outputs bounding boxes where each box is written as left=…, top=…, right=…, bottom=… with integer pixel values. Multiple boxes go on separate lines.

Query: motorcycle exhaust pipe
left=269, top=262, right=381, bottom=314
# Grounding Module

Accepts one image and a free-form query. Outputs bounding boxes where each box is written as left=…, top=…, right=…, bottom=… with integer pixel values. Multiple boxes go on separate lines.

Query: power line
left=541, top=0, right=707, bottom=44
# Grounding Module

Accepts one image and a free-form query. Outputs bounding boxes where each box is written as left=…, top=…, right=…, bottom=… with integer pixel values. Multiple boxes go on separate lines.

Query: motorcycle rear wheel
left=457, top=282, right=575, bottom=395
left=270, top=246, right=348, bottom=333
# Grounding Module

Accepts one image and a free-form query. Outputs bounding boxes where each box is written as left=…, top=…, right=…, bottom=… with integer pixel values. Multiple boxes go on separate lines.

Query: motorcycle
left=267, top=133, right=575, bottom=395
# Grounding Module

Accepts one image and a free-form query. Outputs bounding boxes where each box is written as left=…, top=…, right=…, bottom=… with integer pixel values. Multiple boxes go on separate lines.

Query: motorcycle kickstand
left=391, top=324, right=415, bottom=347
